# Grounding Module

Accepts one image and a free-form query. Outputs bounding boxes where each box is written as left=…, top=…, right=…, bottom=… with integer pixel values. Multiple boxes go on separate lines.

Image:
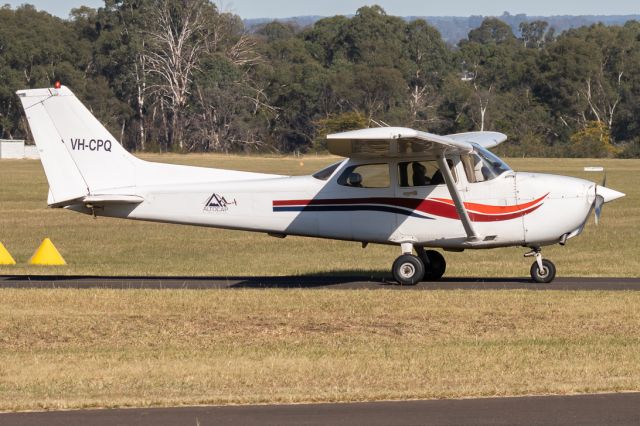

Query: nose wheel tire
left=392, top=254, right=425, bottom=286
left=419, top=250, right=447, bottom=281
left=530, top=259, right=556, bottom=283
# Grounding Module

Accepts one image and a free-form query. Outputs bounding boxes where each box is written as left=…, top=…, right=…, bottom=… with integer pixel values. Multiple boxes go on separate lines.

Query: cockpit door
left=458, top=151, right=524, bottom=245
left=392, top=157, right=463, bottom=243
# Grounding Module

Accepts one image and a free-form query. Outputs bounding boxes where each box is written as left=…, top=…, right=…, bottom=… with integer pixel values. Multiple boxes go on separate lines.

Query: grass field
left=0, top=155, right=638, bottom=277
left=0, top=155, right=639, bottom=411
left=1, top=289, right=640, bottom=411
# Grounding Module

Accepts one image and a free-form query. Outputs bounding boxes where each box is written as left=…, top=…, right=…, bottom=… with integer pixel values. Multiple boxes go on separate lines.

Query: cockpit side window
left=398, top=160, right=456, bottom=187
left=338, top=163, right=390, bottom=188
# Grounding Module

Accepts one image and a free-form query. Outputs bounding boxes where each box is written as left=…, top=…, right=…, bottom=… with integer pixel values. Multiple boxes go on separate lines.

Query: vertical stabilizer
left=16, top=86, right=139, bottom=205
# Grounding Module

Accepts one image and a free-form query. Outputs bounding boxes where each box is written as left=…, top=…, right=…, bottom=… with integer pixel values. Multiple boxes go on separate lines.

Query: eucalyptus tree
left=403, top=19, right=452, bottom=130
left=0, top=5, right=87, bottom=138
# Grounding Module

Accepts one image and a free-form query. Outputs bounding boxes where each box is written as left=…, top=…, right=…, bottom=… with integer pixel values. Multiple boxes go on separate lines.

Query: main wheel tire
left=530, top=259, right=556, bottom=283
left=392, top=254, right=425, bottom=286
left=421, top=250, right=446, bottom=281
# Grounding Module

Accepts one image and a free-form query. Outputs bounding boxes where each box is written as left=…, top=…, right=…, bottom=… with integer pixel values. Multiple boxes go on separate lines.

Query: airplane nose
left=596, top=186, right=625, bottom=203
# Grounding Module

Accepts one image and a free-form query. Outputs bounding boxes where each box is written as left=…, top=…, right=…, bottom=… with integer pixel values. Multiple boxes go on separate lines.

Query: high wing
left=326, top=127, right=472, bottom=158
left=445, top=131, right=507, bottom=149
left=326, top=127, right=507, bottom=158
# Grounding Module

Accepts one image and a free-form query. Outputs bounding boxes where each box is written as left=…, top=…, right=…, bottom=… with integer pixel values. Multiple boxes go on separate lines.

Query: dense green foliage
left=0, top=2, right=639, bottom=157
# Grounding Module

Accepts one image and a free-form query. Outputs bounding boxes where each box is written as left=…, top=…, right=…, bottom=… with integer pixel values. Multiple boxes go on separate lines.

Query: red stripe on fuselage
left=272, top=195, right=547, bottom=222
left=432, top=193, right=549, bottom=215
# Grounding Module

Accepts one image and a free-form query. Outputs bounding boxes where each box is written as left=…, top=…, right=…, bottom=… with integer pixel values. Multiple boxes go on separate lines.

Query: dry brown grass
left=1, top=289, right=640, bottom=411
left=0, top=155, right=638, bottom=278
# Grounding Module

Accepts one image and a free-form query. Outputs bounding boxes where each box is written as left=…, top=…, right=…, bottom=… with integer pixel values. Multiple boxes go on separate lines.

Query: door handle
left=403, top=191, right=417, bottom=196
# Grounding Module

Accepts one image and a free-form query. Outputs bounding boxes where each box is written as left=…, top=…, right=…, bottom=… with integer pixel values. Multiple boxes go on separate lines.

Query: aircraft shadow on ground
left=0, top=273, right=534, bottom=289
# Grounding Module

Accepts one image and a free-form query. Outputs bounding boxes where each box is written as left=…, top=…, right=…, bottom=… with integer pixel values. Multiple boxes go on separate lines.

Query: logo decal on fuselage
left=204, top=193, right=237, bottom=212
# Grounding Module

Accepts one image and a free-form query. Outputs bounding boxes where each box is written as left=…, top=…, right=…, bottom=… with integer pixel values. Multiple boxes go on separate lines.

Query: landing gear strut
left=391, top=244, right=447, bottom=285
left=525, top=248, right=556, bottom=283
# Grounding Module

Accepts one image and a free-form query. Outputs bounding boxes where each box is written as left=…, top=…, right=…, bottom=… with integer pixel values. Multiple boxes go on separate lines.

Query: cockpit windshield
left=474, top=144, right=511, bottom=179
left=461, top=145, right=511, bottom=183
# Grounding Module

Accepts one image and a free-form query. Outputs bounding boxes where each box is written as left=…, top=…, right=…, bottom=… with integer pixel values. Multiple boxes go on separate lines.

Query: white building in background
left=0, top=140, right=40, bottom=159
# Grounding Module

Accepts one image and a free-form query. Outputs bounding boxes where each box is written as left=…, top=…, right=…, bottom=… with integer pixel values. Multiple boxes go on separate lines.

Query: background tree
left=519, top=20, right=554, bottom=49
left=404, top=19, right=451, bottom=130
left=1, top=3, right=639, bottom=158
left=143, top=0, right=214, bottom=150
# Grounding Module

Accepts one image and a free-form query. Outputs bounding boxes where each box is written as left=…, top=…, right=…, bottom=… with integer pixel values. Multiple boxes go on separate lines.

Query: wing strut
left=436, top=155, right=479, bottom=241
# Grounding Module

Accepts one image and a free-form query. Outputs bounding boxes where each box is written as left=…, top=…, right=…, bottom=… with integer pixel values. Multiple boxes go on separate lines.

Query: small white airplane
left=17, top=86, right=625, bottom=284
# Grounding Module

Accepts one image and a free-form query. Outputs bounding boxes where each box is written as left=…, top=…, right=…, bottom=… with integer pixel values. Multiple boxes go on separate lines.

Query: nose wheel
left=525, top=248, right=556, bottom=283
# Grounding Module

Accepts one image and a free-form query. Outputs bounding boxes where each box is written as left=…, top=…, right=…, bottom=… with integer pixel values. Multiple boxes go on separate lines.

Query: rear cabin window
left=338, top=163, right=390, bottom=188
left=312, top=161, right=342, bottom=181
left=398, top=160, right=456, bottom=187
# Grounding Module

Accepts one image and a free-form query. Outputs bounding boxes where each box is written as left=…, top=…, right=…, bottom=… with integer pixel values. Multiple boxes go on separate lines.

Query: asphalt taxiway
left=2, top=393, right=640, bottom=425
left=0, top=275, right=638, bottom=290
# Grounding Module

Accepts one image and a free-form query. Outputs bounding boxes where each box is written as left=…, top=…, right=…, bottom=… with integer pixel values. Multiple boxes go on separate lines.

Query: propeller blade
left=594, top=195, right=604, bottom=226
left=602, top=172, right=607, bottom=188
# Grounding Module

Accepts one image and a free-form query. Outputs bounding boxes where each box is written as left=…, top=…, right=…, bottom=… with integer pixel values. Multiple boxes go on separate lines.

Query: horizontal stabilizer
left=81, top=195, right=144, bottom=206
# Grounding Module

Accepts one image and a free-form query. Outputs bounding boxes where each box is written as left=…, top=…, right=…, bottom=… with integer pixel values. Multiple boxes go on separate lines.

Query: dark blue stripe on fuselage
left=273, top=205, right=434, bottom=219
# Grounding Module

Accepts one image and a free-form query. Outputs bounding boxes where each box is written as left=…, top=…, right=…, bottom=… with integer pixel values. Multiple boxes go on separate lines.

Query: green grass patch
left=0, top=155, right=638, bottom=277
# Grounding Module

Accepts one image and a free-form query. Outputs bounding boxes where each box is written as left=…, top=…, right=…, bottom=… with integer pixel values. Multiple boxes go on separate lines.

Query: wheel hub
left=400, top=263, right=415, bottom=279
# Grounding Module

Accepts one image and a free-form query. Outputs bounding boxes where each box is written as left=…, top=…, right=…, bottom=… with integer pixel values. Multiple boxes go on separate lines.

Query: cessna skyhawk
left=17, top=86, right=625, bottom=284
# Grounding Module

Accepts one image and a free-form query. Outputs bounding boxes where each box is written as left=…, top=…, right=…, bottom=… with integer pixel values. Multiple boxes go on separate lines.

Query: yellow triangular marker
left=0, top=242, right=16, bottom=265
left=29, top=238, right=66, bottom=266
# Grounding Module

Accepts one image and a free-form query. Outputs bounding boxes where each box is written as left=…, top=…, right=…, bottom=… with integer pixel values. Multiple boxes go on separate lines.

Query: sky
left=3, top=0, right=639, bottom=19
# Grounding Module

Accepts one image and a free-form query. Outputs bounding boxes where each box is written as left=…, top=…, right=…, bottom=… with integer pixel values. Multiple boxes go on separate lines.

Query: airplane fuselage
left=76, top=157, right=597, bottom=251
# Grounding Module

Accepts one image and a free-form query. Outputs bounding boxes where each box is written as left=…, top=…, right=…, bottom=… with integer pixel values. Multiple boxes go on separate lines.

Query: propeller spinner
left=593, top=175, right=625, bottom=225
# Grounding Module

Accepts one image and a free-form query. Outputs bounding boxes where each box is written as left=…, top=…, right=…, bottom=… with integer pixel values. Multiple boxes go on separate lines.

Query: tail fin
left=16, top=86, right=139, bottom=206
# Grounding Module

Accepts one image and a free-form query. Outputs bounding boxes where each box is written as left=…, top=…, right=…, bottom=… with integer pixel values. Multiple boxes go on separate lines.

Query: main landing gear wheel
left=392, top=254, right=425, bottom=286
left=419, top=250, right=447, bottom=281
left=530, top=259, right=556, bottom=284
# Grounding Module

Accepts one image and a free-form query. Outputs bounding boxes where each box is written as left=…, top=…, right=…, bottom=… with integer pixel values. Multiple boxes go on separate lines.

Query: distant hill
left=243, top=15, right=325, bottom=29
left=244, top=12, right=640, bottom=45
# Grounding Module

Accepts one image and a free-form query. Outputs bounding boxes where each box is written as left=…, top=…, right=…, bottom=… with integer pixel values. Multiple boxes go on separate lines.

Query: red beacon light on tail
left=54, top=81, right=61, bottom=89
